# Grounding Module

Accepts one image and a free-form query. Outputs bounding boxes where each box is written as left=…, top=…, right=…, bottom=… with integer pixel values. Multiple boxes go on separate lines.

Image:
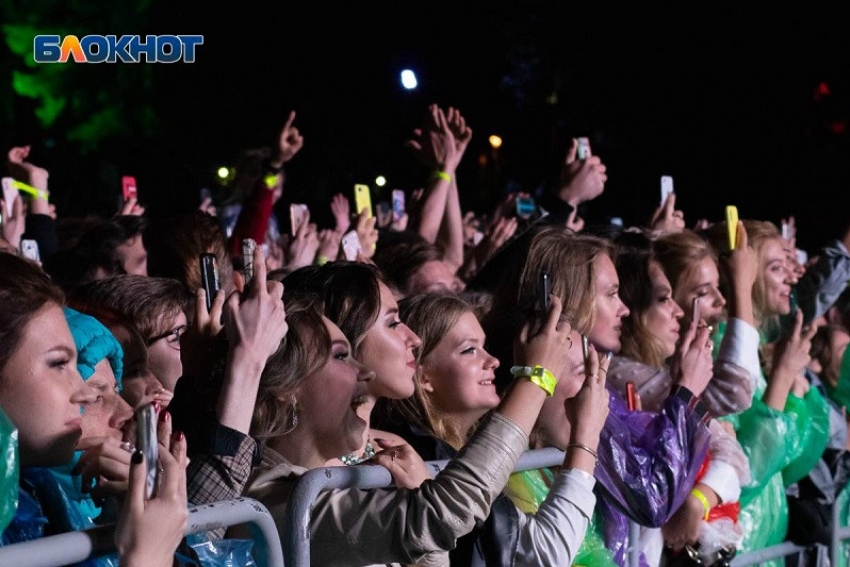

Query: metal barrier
left=283, top=447, right=567, bottom=567
left=729, top=541, right=809, bottom=567
left=0, top=497, right=284, bottom=567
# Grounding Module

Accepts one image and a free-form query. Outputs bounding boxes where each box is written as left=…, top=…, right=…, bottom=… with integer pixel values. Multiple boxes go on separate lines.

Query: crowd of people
left=1, top=102, right=850, bottom=567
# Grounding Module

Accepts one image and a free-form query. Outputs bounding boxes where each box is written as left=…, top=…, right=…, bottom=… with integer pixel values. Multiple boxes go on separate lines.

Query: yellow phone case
left=354, top=184, right=372, bottom=218
left=725, top=205, right=739, bottom=251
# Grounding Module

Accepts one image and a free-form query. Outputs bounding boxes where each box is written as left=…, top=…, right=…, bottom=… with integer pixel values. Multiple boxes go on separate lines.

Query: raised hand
left=119, top=196, right=145, bottom=217
left=1, top=196, right=25, bottom=250
left=565, top=208, right=585, bottom=233
left=272, top=111, right=304, bottom=167
left=650, top=192, right=686, bottom=235
left=317, top=229, right=342, bottom=262
left=563, top=345, right=610, bottom=451
left=330, top=193, right=351, bottom=234
left=557, top=139, right=607, bottom=207
left=285, top=210, right=320, bottom=269
left=355, top=208, right=379, bottom=259
left=445, top=106, right=473, bottom=164
left=115, top=435, right=188, bottom=567
left=514, top=295, right=574, bottom=379
left=670, top=315, right=713, bottom=397
left=404, top=104, right=461, bottom=173
left=74, top=436, right=134, bottom=498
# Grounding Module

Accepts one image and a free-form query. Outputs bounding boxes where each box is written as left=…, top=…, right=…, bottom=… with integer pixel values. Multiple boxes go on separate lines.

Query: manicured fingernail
left=159, top=410, right=170, bottom=423
left=132, top=450, right=143, bottom=465
left=153, top=402, right=160, bottom=414
left=175, top=431, right=185, bottom=443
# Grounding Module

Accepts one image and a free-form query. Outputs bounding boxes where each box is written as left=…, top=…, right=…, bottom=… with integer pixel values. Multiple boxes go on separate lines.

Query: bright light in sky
left=489, top=135, right=503, bottom=148
left=401, top=69, right=418, bottom=90
left=217, top=167, right=229, bottom=179
left=375, top=176, right=387, bottom=187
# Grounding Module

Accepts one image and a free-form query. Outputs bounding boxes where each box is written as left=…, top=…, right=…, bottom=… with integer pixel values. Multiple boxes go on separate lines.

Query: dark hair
left=282, top=262, right=382, bottom=357
left=0, top=254, right=65, bottom=379
left=70, top=275, right=191, bottom=342
left=373, top=240, right=442, bottom=296
left=252, top=290, right=331, bottom=439
left=43, top=216, right=147, bottom=293
left=145, top=211, right=234, bottom=295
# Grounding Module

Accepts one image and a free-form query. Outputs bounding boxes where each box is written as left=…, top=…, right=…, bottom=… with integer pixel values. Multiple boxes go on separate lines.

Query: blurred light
left=375, top=176, right=387, bottom=187
left=217, top=167, right=229, bottom=179
left=489, top=135, right=503, bottom=148
left=401, top=69, right=418, bottom=90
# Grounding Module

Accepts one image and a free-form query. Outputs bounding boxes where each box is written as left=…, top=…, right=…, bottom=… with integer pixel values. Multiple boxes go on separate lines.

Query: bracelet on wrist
left=690, top=488, right=711, bottom=520
left=510, top=365, right=557, bottom=396
left=566, top=442, right=598, bottom=462
left=430, top=170, right=452, bottom=184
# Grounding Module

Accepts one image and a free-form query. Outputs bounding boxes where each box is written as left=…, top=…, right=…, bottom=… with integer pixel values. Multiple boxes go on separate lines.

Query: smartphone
left=199, top=187, right=211, bottom=203
left=376, top=201, right=392, bottom=222
left=540, top=271, right=551, bottom=312
left=515, top=196, right=536, bottom=219
left=200, top=253, right=220, bottom=312
left=660, top=176, right=674, bottom=206
left=691, top=297, right=701, bottom=326
left=289, top=203, right=308, bottom=235
left=20, top=239, right=40, bottom=262
left=626, top=382, right=636, bottom=411
left=577, top=137, right=592, bottom=160
left=135, top=403, right=159, bottom=499
left=2, top=177, right=18, bottom=218
left=341, top=230, right=362, bottom=261
left=725, top=206, right=739, bottom=251
left=242, top=238, right=257, bottom=286
left=581, top=335, right=590, bottom=362
left=121, top=175, right=137, bottom=201
left=354, top=184, right=372, bottom=218
left=472, top=230, right=484, bottom=246
left=391, top=189, right=406, bottom=221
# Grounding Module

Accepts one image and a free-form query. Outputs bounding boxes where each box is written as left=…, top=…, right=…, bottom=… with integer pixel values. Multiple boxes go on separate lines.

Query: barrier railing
left=283, top=447, right=567, bottom=567
left=0, top=497, right=283, bottom=567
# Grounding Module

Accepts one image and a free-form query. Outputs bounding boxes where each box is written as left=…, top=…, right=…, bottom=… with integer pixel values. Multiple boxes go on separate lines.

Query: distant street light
left=489, top=135, right=503, bottom=149
left=375, top=176, right=387, bottom=187
left=401, top=69, right=418, bottom=90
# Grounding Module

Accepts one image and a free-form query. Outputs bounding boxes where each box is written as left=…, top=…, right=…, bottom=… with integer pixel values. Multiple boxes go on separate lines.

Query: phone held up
left=660, top=176, right=674, bottom=206
left=341, top=230, right=362, bottom=261
left=725, top=206, right=739, bottom=252
left=200, top=253, right=220, bottom=312
left=242, top=238, right=257, bottom=286
left=540, top=271, right=550, bottom=312
left=392, top=189, right=406, bottom=221
left=354, top=184, right=373, bottom=218
left=577, top=137, right=592, bottom=160
left=122, top=175, right=138, bottom=201
left=136, top=403, right=159, bottom=499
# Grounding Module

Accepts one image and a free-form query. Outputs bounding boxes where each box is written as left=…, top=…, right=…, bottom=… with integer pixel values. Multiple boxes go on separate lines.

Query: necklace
left=340, top=435, right=376, bottom=466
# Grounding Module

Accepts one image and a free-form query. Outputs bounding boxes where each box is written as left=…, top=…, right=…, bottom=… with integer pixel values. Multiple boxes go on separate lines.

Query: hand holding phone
left=21, top=239, right=40, bottom=262
left=515, top=196, right=536, bottom=219
left=200, top=253, right=220, bottom=312
left=289, top=203, right=309, bottom=236
left=691, top=297, right=701, bottom=327
left=725, top=206, right=739, bottom=251
left=540, top=271, right=551, bottom=312
left=122, top=176, right=138, bottom=201
left=242, top=238, right=257, bottom=285
left=354, top=184, right=372, bottom=218
left=135, top=403, right=159, bottom=499
left=341, top=230, right=362, bottom=261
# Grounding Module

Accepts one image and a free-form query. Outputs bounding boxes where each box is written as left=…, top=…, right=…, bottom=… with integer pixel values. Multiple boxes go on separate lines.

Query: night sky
left=3, top=5, right=850, bottom=250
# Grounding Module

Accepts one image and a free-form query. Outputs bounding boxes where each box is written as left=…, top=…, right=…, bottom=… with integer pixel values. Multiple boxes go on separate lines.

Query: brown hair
left=282, top=262, right=382, bottom=357
left=395, top=293, right=475, bottom=450
left=69, top=276, right=191, bottom=342
left=0, top=254, right=65, bottom=380
left=616, top=250, right=669, bottom=368
left=251, top=291, right=331, bottom=440
left=373, top=241, right=442, bottom=297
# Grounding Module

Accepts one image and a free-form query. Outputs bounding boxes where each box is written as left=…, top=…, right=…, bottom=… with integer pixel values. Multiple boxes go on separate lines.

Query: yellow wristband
left=12, top=180, right=48, bottom=201
left=430, top=170, right=452, bottom=183
left=316, top=255, right=330, bottom=266
left=690, top=488, right=711, bottom=520
left=510, top=365, right=557, bottom=396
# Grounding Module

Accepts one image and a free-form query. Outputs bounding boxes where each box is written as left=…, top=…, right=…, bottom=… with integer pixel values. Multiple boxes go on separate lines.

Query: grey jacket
left=244, top=412, right=529, bottom=566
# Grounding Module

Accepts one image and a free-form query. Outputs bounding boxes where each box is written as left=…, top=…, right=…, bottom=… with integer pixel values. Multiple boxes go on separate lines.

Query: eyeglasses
left=146, top=325, right=187, bottom=350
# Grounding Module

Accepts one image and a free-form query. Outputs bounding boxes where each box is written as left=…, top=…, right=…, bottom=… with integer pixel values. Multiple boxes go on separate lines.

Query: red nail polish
left=153, top=402, right=161, bottom=414
left=160, top=410, right=170, bottom=423
left=176, top=431, right=185, bottom=442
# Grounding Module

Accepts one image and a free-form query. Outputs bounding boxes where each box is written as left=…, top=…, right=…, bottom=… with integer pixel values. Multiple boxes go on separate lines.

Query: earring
left=287, top=397, right=299, bottom=430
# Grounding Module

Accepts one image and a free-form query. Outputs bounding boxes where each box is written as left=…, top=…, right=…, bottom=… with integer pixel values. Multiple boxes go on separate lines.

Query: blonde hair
left=654, top=230, right=718, bottom=296
left=396, top=294, right=476, bottom=451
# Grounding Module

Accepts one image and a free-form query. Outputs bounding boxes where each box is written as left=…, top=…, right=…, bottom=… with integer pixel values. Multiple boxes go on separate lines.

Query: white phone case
left=341, top=230, right=362, bottom=261
left=577, top=137, right=591, bottom=160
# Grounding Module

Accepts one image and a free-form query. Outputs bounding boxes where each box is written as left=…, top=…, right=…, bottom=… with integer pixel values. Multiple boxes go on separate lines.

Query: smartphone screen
left=242, top=238, right=257, bottom=285
left=626, top=382, right=636, bottom=411
left=515, top=196, right=536, bottom=219
left=341, top=230, right=362, bottom=261
left=581, top=335, right=590, bottom=362
left=392, top=190, right=406, bottom=221
left=660, top=176, right=674, bottom=206
left=691, top=297, right=701, bottom=326
left=21, top=239, right=40, bottom=262
left=577, top=137, right=592, bottom=160
left=200, top=253, right=220, bottom=312
left=122, top=176, right=138, bottom=201
left=290, top=203, right=308, bottom=235
left=135, top=403, right=159, bottom=499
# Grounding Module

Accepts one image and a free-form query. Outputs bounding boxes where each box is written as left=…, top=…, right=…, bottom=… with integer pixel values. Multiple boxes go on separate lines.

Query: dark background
left=2, top=4, right=850, bottom=251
